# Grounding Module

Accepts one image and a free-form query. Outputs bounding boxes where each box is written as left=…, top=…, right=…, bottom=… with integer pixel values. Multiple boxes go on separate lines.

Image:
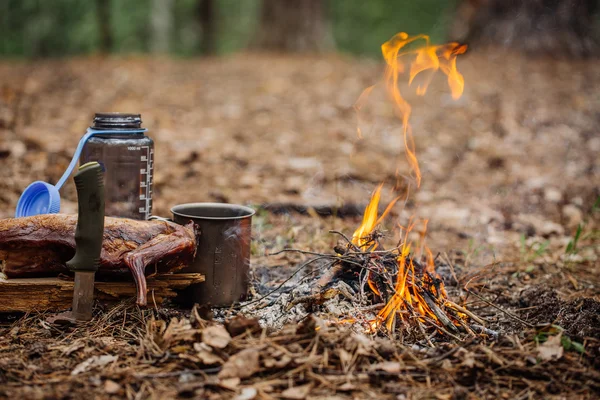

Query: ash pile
left=224, top=229, right=495, bottom=345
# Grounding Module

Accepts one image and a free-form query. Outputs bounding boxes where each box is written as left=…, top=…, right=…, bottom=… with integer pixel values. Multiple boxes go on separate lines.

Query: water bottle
left=80, top=113, right=154, bottom=220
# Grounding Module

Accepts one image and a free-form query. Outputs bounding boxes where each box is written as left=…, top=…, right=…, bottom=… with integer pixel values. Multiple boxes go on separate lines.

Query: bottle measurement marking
left=140, top=146, right=153, bottom=219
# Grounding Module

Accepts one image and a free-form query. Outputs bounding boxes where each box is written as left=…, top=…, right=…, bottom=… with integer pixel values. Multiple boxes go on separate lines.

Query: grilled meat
left=0, top=214, right=198, bottom=306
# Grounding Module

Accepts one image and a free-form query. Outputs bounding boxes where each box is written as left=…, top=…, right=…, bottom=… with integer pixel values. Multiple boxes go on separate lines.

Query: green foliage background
left=0, top=0, right=456, bottom=58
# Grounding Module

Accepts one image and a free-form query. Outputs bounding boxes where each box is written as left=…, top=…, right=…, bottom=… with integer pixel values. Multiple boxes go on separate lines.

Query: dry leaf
left=71, top=355, right=118, bottom=376
left=538, top=334, right=564, bottom=361
left=202, top=325, right=232, bottom=349
left=338, top=382, right=356, bottom=392
left=192, top=342, right=224, bottom=365
left=281, top=383, right=312, bottom=399
left=49, top=340, right=84, bottom=356
left=234, top=387, right=258, bottom=400
left=218, top=348, right=260, bottom=379
left=104, top=380, right=121, bottom=394
left=162, top=318, right=196, bottom=347
left=263, top=354, right=292, bottom=369
left=225, top=316, right=261, bottom=337
left=219, top=377, right=241, bottom=390
left=199, top=351, right=224, bottom=365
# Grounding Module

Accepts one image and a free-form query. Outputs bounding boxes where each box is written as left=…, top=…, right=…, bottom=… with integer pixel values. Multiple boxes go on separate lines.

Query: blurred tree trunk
left=450, top=0, right=599, bottom=57
left=150, top=0, right=174, bottom=53
left=96, top=0, right=113, bottom=53
left=251, top=0, right=335, bottom=52
left=197, top=0, right=215, bottom=55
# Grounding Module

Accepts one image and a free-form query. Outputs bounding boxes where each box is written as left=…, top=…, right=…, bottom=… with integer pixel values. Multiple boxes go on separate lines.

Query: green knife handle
left=66, top=162, right=105, bottom=273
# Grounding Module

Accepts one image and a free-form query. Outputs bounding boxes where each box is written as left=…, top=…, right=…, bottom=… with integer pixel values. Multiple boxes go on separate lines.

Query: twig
left=238, top=256, right=333, bottom=309
left=268, top=248, right=333, bottom=257
left=426, top=337, right=477, bottom=366
left=465, top=289, right=535, bottom=328
left=133, top=367, right=220, bottom=379
left=445, top=300, right=487, bottom=326
left=470, top=324, right=499, bottom=338
left=442, top=252, right=460, bottom=286
left=421, top=291, right=459, bottom=333
left=328, top=230, right=361, bottom=252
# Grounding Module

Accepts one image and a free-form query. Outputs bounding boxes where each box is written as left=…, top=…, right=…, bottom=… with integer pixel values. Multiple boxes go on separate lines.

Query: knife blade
left=66, top=161, right=105, bottom=321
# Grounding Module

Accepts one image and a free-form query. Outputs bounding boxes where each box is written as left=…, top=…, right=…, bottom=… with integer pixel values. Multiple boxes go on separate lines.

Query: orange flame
left=380, top=33, right=467, bottom=187
left=351, top=184, right=399, bottom=250
left=351, top=33, right=466, bottom=332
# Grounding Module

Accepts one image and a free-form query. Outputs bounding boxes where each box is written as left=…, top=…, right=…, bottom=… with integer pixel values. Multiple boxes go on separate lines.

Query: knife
left=66, top=162, right=105, bottom=321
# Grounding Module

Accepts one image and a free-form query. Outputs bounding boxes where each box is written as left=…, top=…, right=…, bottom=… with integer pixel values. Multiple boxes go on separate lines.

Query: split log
left=0, top=273, right=204, bottom=313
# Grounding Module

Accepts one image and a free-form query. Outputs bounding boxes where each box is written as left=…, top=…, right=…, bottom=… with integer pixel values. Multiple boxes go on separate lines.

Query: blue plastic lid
left=15, top=181, right=61, bottom=217
left=15, top=127, right=147, bottom=218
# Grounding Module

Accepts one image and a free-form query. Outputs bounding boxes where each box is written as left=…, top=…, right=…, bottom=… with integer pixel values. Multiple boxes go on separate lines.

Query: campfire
left=240, top=33, right=488, bottom=342
left=333, top=185, right=481, bottom=338
left=345, top=33, right=472, bottom=335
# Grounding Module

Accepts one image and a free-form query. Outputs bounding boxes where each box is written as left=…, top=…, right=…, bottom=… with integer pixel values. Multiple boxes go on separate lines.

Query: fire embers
left=328, top=231, right=480, bottom=339
left=312, top=185, right=482, bottom=340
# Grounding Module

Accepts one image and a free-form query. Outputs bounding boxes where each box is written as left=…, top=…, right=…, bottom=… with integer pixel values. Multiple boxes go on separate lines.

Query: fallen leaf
left=104, top=380, right=121, bottom=394
left=49, top=340, right=84, bottom=356
left=218, top=348, right=260, bottom=379
left=202, top=325, right=231, bottom=349
left=234, top=387, right=258, bottom=400
left=338, top=382, right=356, bottom=392
left=219, top=377, right=241, bottom=390
left=71, top=355, right=118, bottom=376
left=538, top=334, right=564, bottom=361
left=225, top=316, right=261, bottom=337
left=193, top=343, right=224, bottom=365
left=162, top=318, right=196, bottom=347
left=281, top=383, right=312, bottom=399
left=262, top=354, right=291, bottom=369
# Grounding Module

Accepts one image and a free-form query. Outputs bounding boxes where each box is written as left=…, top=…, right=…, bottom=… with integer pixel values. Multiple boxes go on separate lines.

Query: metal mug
left=170, top=203, right=255, bottom=307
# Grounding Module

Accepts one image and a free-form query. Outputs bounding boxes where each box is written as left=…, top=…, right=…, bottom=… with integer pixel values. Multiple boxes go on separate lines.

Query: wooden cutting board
left=0, top=273, right=204, bottom=312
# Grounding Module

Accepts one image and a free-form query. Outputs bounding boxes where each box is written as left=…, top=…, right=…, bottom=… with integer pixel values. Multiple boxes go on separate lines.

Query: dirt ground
left=0, top=49, right=599, bottom=399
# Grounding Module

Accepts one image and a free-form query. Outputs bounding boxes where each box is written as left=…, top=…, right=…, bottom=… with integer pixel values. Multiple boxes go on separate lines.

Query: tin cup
left=170, top=203, right=255, bottom=307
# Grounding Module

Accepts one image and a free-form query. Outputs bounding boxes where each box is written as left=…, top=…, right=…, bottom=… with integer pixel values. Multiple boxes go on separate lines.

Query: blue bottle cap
left=15, top=181, right=61, bottom=217
left=14, top=127, right=147, bottom=218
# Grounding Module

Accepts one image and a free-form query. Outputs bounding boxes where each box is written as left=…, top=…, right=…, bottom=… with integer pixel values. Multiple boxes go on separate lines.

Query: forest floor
left=0, top=49, right=599, bottom=399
